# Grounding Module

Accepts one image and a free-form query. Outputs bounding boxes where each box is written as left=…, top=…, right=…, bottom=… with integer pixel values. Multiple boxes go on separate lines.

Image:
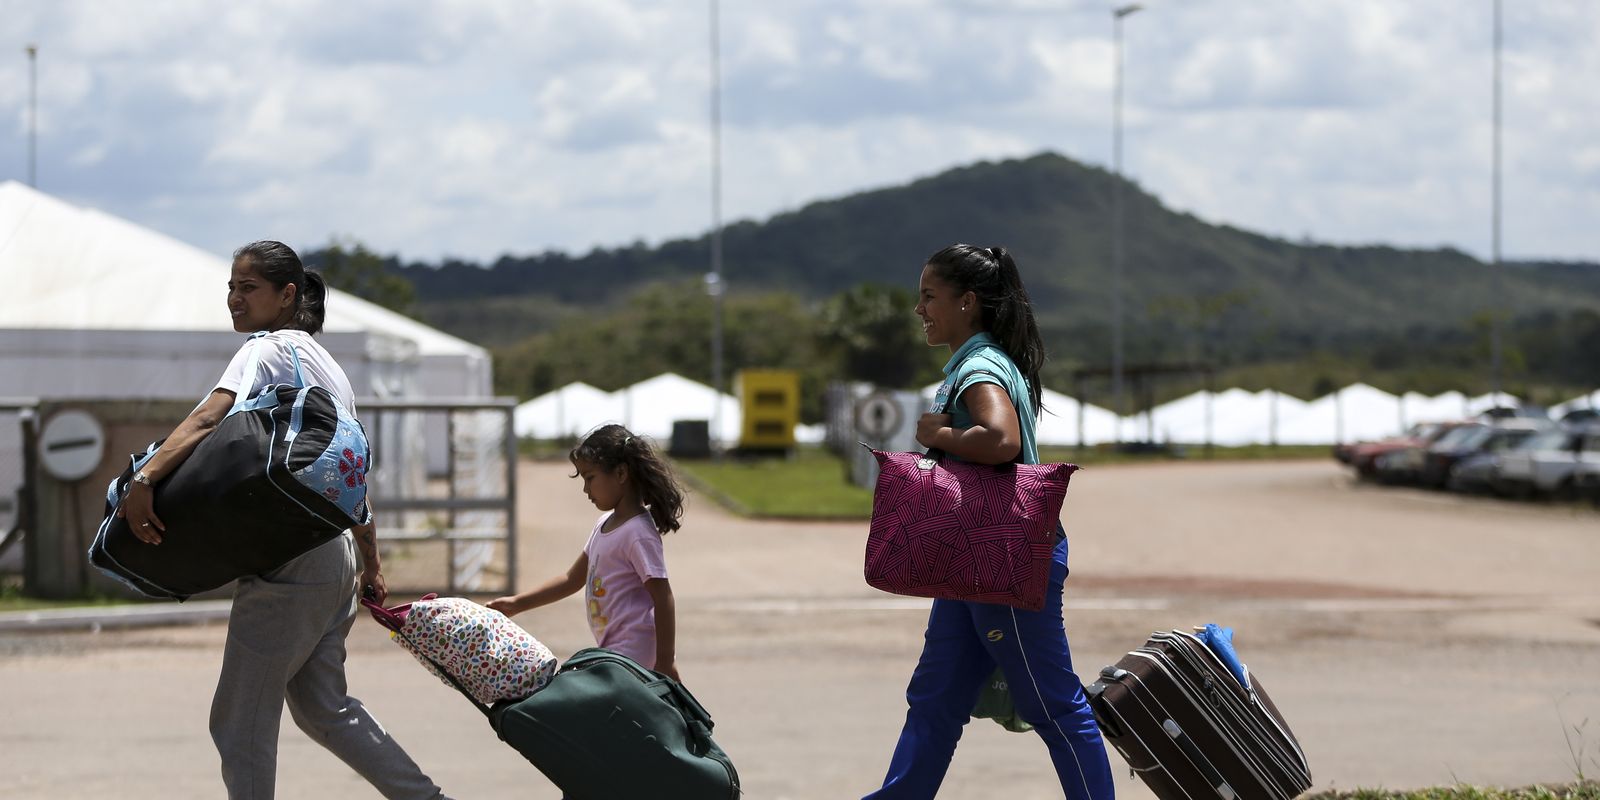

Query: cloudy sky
left=2, top=1, right=1596, bottom=265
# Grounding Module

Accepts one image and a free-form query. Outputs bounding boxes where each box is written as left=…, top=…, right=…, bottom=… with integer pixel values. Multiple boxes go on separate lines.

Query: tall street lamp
left=1111, top=4, right=1141, bottom=438
left=1489, top=0, right=1504, bottom=403
left=26, top=44, right=38, bottom=188
left=708, top=0, right=726, bottom=455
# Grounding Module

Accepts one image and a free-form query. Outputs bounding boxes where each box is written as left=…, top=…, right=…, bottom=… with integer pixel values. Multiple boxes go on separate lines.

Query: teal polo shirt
left=929, top=332, right=1039, bottom=465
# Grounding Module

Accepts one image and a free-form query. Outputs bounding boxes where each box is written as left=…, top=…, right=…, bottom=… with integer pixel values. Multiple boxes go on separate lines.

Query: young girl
left=865, top=244, right=1114, bottom=799
left=489, top=424, right=685, bottom=680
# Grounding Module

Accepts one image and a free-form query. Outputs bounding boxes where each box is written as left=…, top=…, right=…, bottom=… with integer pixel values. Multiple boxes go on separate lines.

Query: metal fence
left=361, top=398, right=518, bottom=596
left=0, top=399, right=38, bottom=578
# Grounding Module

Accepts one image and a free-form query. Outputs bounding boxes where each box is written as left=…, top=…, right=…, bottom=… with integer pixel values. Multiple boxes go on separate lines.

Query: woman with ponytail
left=864, top=244, right=1114, bottom=799
left=489, top=424, right=688, bottom=681
left=117, top=240, right=452, bottom=799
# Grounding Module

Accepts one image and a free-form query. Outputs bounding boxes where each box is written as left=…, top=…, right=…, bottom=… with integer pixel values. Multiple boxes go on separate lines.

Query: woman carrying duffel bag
left=114, top=240, right=453, bottom=800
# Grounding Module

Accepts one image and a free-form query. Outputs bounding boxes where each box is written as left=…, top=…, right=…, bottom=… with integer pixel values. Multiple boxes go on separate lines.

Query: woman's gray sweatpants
left=210, top=534, right=450, bottom=800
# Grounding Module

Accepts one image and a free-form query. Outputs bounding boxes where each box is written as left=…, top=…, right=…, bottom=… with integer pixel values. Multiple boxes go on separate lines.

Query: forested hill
left=379, top=152, right=1600, bottom=363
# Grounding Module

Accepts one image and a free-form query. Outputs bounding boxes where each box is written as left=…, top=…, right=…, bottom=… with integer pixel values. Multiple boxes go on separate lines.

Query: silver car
left=1494, top=425, right=1600, bottom=499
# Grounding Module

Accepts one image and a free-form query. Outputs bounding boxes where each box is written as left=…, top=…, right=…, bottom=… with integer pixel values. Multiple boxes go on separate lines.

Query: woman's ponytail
left=987, top=246, right=1044, bottom=413
left=295, top=271, right=328, bottom=335
left=925, top=243, right=1046, bottom=413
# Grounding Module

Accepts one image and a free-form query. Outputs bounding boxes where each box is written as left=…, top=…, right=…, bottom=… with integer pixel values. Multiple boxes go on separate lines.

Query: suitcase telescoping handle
left=1161, top=718, right=1237, bottom=800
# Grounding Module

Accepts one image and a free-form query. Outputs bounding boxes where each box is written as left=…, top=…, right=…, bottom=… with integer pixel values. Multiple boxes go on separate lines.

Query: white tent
left=1276, top=383, right=1402, bottom=444
left=513, top=382, right=624, bottom=439
left=613, top=373, right=741, bottom=446
left=1206, top=390, right=1310, bottom=446
left=0, top=180, right=490, bottom=401
left=1035, top=389, right=1120, bottom=446
left=1400, top=391, right=1470, bottom=425
left=1147, top=389, right=1217, bottom=444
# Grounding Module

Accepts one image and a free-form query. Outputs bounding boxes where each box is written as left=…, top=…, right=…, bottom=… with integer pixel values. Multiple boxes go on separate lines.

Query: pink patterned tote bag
left=363, top=593, right=558, bottom=706
left=864, top=449, right=1076, bottom=611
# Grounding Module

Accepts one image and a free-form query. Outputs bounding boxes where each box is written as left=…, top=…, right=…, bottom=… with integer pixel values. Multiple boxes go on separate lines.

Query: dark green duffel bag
left=489, top=648, right=740, bottom=799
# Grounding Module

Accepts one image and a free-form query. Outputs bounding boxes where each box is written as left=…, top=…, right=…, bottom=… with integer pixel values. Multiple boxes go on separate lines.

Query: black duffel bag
left=89, top=333, right=371, bottom=600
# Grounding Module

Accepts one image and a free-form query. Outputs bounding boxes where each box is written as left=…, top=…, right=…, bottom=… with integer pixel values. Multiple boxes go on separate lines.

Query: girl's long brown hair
left=570, top=424, right=686, bottom=534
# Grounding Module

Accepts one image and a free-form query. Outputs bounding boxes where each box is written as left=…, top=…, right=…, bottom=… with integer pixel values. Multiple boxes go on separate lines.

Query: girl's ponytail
left=925, top=244, right=1047, bottom=413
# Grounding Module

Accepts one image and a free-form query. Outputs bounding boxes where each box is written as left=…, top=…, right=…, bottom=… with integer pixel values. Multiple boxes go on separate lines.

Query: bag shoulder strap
left=227, top=332, right=311, bottom=414
left=228, top=331, right=271, bottom=413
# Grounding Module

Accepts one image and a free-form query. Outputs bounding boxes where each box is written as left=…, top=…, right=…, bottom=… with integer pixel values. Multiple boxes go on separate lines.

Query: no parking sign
left=38, top=410, right=106, bottom=483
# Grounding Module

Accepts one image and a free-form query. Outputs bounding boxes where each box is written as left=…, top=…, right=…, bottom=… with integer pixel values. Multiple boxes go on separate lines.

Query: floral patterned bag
left=363, top=593, right=558, bottom=706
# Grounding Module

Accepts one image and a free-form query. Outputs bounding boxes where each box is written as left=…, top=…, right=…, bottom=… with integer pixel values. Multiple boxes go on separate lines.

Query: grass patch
left=0, top=582, right=138, bottom=613
left=1307, top=783, right=1600, bottom=800
left=674, top=448, right=874, bottom=520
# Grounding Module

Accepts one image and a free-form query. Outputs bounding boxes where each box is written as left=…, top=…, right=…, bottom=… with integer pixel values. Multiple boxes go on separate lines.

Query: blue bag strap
left=228, top=331, right=272, bottom=413
left=288, top=342, right=307, bottom=388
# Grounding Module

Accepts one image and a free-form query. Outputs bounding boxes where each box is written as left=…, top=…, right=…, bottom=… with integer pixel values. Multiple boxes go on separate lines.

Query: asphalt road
left=3, top=458, right=1598, bottom=799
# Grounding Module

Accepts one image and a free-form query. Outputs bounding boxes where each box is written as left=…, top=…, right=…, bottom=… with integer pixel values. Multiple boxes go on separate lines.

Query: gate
left=360, top=398, right=519, bottom=596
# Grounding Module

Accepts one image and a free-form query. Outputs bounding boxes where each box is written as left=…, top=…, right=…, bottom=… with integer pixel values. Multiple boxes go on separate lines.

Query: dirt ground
left=3, top=458, right=1599, bottom=799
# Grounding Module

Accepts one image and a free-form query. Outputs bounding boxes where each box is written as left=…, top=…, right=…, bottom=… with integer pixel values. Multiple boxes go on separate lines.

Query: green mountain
left=390, top=152, right=1600, bottom=371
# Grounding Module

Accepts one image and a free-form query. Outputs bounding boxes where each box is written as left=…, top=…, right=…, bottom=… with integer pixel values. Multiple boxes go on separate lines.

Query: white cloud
left=0, top=0, right=1593, bottom=264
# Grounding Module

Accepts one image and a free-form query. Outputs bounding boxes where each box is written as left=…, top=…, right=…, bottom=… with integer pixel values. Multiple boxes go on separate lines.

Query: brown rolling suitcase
left=1085, top=629, right=1312, bottom=800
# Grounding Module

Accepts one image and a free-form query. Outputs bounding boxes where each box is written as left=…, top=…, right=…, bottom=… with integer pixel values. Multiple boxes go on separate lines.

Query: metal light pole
left=1111, top=4, right=1141, bottom=439
left=707, top=0, right=726, bottom=456
left=1489, top=0, right=1504, bottom=404
left=26, top=44, right=38, bottom=188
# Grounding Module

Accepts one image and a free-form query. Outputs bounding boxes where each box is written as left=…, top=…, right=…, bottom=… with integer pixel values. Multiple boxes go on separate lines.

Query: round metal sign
left=855, top=392, right=902, bottom=440
left=39, top=409, right=107, bottom=483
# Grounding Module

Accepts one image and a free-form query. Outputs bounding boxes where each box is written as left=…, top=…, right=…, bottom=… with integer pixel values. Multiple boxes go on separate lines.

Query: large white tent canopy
left=0, top=180, right=490, bottom=402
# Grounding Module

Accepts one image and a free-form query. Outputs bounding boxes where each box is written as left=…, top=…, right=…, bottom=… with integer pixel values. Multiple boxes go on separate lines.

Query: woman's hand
left=917, top=384, right=1022, bottom=464
left=360, top=568, right=388, bottom=606
left=113, top=389, right=233, bottom=547
left=486, top=595, right=525, bottom=616
left=916, top=413, right=953, bottom=449
left=116, top=481, right=165, bottom=545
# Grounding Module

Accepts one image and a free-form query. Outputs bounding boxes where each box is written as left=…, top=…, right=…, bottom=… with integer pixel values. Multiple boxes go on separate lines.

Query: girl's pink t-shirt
left=583, top=511, right=669, bottom=667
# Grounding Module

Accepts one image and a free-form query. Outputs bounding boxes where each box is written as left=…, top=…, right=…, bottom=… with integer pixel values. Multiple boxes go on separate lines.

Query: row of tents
left=516, top=375, right=1600, bottom=448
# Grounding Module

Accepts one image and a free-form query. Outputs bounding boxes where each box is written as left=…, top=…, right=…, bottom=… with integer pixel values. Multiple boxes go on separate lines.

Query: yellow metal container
left=736, top=369, right=800, bottom=450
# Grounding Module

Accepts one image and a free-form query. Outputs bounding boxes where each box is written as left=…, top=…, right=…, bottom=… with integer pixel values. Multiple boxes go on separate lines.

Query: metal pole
left=26, top=44, right=38, bottom=188
left=708, top=0, right=726, bottom=458
left=502, top=404, right=518, bottom=594
left=1489, top=0, right=1504, bottom=402
left=1111, top=5, right=1141, bottom=439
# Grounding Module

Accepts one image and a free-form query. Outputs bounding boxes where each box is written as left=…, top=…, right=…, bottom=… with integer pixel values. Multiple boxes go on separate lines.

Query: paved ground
left=3, top=458, right=1599, bottom=799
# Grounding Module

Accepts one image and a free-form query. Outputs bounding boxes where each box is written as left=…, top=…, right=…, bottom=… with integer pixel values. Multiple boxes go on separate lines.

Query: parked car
left=1493, top=423, right=1600, bottom=499
left=1372, top=421, right=1474, bottom=485
left=1337, top=423, right=1444, bottom=479
left=1574, top=458, right=1600, bottom=505
left=1560, top=408, right=1599, bottom=426
left=1424, top=419, right=1551, bottom=489
left=1444, top=421, right=1553, bottom=493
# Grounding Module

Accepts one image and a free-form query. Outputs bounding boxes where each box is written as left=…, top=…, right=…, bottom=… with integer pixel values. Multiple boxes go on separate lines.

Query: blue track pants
left=865, top=535, right=1115, bottom=799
